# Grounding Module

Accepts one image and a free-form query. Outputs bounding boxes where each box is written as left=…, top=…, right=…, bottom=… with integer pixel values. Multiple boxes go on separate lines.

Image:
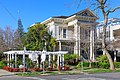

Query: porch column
left=62, top=54, right=64, bottom=69
left=53, top=46, right=56, bottom=65
left=23, top=47, right=26, bottom=68
left=60, top=54, right=62, bottom=66
left=59, top=41, right=61, bottom=51
left=40, top=55, right=42, bottom=68
left=114, top=50, right=117, bottom=61
left=10, top=54, right=12, bottom=67
left=90, top=26, right=95, bottom=61
left=57, top=55, right=60, bottom=67
left=74, top=24, right=81, bottom=57
left=53, top=55, right=55, bottom=61
left=23, top=54, right=25, bottom=68
left=12, top=54, right=14, bottom=68
left=37, top=59, right=39, bottom=67
left=7, top=54, right=10, bottom=66
left=74, top=24, right=78, bottom=54
left=78, top=25, right=81, bottom=58
left=15, top=54, right=17, bottom=68
left=48, top=54, right=51, bottom=67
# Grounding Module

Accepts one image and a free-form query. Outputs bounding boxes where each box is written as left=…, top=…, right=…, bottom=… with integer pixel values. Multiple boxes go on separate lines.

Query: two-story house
left=41, top=9, right=98, bottom=60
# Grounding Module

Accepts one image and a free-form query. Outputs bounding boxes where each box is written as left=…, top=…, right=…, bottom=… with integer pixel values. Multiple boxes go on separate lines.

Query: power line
left=0, top=1, right=17, bottom=21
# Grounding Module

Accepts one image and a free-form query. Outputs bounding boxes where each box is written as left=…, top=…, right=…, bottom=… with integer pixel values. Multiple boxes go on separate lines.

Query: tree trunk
left=104, top=48, right=115, bottom=70
left=102, top=13, right=115, bottom=70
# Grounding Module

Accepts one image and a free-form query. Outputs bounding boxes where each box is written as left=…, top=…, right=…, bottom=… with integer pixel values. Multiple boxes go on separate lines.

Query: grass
left=83, top=68, right=120, bottom=73
left=16, top=71, right=58, bottom=76
left=16, top=68, right=120, bottom=76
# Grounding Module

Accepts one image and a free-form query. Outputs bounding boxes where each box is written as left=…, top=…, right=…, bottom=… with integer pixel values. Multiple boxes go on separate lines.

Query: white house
left=97, top=18, right=120, bottom=61
left=97, top=18, right=120, bottom=42
left=41, top=9, right=98, bottom=60
left=97, top=18, right=120, bottom=50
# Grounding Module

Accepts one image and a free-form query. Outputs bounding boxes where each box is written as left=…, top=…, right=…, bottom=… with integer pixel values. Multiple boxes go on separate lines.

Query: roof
left=52, top=16, right=68, bottom=19
left=98, top=18, right=120, bottom=27
left=69, top=8, right=98, bottom=18
left=41, top=8, right=98, bottom=24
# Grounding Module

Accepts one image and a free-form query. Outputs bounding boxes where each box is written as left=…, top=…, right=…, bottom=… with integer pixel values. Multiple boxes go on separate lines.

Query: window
left=50, top=31, right=53, bottom=35
left=59, top=28, right=61, bottom=35
left=99, top=32, right=103, bottom=39
left=63, top=29, right=66, bottom=38
left=106, top=31, right=110, bottom=38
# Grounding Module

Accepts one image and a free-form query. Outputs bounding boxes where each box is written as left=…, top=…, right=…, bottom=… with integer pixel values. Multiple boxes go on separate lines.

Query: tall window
left=59, top=28, right=61, bottom=35
left=63, top=29, right=66, bottom=38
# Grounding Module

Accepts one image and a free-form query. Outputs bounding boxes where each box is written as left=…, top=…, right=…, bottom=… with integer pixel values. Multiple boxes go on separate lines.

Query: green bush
left=64, top=54, right=78, bottom=61
left=26, top=58, right=34, bottom=68
left=83, top=62, right=89, bottom=67
left=114, top=62, right=120, bottom=68
left=91, top=62, right=99, bottom=68
left=0, top=61, right=7, bottom=69
left=96, top=55, right=110, bottom=69
left=99, top=62, right=109, bottom=69
left=76, top=62, right=89, bottom=68
left=64, top=54, right=78, bottom=65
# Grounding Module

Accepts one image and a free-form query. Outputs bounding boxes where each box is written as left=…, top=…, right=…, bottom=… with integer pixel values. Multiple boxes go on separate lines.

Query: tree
left=17, top=18, right=24, bottom=38
left=13, top=30, right=24, bottom=50
left=4, top=26, right=14, bottom=51
left=77, top=0, right=120, bottom=70
left=13, top=18, right=24, bottom=50
left=24, top=23, right=56, bottom=51
left=0, top=28, right=6, bottom=52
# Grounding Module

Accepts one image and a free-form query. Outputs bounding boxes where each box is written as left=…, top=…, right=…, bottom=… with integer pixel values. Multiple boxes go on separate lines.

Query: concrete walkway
left=0, top=69, right=14, bottom=76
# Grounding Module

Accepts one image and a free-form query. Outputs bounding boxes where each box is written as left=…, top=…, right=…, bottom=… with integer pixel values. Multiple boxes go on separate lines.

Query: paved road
left=0, top=72, right=120, bottom=80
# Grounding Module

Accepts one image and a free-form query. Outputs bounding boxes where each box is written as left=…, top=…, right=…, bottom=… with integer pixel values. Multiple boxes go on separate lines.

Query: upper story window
left=63, top=29, right=66, bottom=38
left=106, top=31, right=110, bottom=38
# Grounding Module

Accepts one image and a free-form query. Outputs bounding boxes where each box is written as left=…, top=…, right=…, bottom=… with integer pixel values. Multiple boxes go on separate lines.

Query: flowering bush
left=3, top=66, right=10, bottom=71
left=58, top=66, right=70, bottom=71
left=12, top=68, right=19, bottom=72
left=64, top=66, right=70, bottom=71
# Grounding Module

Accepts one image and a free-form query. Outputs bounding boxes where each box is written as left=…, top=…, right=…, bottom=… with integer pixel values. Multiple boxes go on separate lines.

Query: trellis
left=4, top=50, right=68, bottom=69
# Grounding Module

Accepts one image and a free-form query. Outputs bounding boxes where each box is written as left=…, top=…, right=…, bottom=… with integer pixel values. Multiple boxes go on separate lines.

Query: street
left=0, top=72, right=120, bottom=80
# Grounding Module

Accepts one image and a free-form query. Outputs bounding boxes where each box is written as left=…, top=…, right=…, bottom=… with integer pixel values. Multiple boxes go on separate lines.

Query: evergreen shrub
left=0, top=61, right=7, bottom=69
left=114, top=62, right=120, bottom=68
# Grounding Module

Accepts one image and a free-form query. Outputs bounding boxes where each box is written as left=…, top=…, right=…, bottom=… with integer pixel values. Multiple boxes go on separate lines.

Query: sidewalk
left=0, top=69, right=14, bottom=76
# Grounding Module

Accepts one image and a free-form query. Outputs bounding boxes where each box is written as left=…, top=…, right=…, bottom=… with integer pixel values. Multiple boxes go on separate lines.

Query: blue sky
left=0, top=0, right=120, bottom=31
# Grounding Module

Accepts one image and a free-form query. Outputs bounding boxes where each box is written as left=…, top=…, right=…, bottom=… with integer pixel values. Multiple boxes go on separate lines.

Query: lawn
left=15, top=68, right=120, bottom=76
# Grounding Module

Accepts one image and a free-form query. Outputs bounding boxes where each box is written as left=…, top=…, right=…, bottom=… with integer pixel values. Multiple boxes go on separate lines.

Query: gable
left=76, top=9, right=97, bottom=18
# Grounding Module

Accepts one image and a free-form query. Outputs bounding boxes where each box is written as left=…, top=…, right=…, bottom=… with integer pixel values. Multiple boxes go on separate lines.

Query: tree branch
left=104, top=0, right=107, bottom=5
left=77, top=0, right=82, bottom=9
left=107, top=6, right=120, bottom=15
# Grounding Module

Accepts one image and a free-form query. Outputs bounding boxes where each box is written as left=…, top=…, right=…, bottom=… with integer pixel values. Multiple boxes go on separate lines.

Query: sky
left=0, top=0, right=120, bottom=32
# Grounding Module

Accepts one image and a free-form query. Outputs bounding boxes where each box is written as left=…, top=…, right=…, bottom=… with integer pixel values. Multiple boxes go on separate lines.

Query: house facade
left=97, top=18, right=120, bottom=42
left=41, top=9, right=98, bottom=60
left=97, top=18, right=120, bottom=61
left=97, top=18, right=120, bottom=50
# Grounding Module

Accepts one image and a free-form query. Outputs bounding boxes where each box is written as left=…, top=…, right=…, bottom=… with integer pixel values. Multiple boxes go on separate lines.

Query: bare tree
left=4, top=26, right=14, bottom=51
left=0, top=28, right=6, bottom=52
left=13, top=30, right=23, bottom=50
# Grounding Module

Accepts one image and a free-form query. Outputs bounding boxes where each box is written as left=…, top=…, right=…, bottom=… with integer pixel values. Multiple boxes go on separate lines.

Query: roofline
left=41, top=17, right=52, bottom=24
left=41, top=8, right=98, bottom=24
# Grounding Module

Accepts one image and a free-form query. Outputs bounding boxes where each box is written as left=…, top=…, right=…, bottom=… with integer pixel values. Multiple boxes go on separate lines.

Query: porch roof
left=4, top=50, right=68, bottom=55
